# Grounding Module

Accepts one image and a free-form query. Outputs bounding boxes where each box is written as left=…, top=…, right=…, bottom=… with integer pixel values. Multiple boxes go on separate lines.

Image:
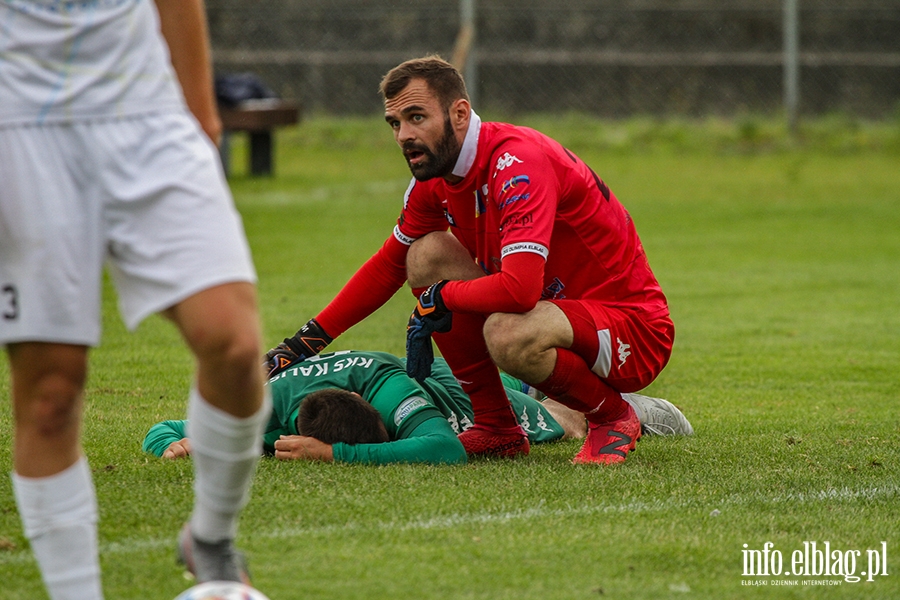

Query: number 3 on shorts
left=2, top=285, right=18, bottom=320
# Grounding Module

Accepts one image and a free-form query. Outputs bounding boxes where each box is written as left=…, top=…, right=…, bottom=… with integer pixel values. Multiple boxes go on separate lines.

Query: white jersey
left=0, top=0, right=186, bottom=125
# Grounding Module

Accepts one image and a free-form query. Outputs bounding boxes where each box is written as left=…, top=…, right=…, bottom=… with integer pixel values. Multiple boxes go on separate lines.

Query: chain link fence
left=207, top=0, right=900, bottom=119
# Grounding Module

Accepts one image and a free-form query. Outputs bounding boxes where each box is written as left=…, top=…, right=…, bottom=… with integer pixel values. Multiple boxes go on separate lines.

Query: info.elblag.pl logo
left=741, top=541, right=889, bottom=586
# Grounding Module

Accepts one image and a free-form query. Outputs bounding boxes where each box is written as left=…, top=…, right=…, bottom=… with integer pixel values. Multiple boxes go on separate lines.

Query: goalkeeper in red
left=267, top=55, right=674, bottom=465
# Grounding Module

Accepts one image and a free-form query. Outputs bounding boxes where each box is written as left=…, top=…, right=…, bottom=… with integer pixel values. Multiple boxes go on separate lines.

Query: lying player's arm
left=334, top=416, right=466, bottom=465
left=145, top=419, right=286, bottom=459
left=273, top=436, right=334, bottom=462
left=274, top=416, right=466, bottom=466
left=142, top=420, right=189, bottom=458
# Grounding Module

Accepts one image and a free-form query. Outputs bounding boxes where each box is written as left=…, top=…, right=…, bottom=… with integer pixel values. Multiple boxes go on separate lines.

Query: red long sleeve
left=315, top=236, right=409, bottom=337
left=441, top=252, right=545, bottom=314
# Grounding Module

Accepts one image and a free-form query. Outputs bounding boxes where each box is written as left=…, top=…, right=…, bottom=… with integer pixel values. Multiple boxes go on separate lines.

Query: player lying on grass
left=264, top=56, right=676, bottom=465
left=144, top=351, right=692, bottom=465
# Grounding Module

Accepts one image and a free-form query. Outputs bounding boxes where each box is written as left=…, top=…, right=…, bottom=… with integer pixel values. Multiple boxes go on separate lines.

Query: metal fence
left=207, top=0, right=900, bottom=119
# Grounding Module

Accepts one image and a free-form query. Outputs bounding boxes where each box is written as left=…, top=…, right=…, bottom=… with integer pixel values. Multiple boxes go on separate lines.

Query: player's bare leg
left=164, top=282, right=269, bottom=582
left=9, top=342, right=104, bottom=599
left=485, top=304, right=641, bottom=465
left=406, top=230, right=483, bottom=287
left=483, top=302, right=572, bottom=383
left=407, top=232, right=529, bottom=457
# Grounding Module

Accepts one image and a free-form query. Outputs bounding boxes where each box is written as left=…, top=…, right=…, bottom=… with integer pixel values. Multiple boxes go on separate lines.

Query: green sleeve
left=142, top=420, right=188, bottom=457
left=332, top=416, right=467, bottom=465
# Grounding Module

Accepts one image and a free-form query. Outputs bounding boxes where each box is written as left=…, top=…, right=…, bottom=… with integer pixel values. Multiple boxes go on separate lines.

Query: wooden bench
left=218, top=99, right=300, bottom=177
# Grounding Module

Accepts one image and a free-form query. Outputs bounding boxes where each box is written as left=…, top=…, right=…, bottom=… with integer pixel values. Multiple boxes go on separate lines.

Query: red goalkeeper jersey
left=317, top=114, right=669, bottom=336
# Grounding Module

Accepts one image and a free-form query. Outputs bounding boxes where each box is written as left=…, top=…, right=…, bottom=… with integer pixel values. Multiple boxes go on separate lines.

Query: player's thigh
left=0, top=125, right=106, bottom=346
left=164, top=281, right=261, bottom=359
left=551, top=299, right=674, bottom=392
left=483, top=301, right=573, bottom=363
left=99, top=113, right=257, bottom=332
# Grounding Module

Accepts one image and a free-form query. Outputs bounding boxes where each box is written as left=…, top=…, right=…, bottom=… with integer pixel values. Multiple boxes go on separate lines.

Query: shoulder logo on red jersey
left=500, top=175, right=530, bottom=194
left=493, top=152, right=523, bottom=177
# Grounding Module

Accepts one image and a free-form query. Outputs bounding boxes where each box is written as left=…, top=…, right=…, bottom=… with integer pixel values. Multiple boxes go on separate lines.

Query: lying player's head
left=297, top=388, right=389, bottom=445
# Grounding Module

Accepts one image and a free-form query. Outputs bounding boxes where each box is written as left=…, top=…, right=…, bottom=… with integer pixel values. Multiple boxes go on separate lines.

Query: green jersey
left=143, top=351, right=564, bottom=465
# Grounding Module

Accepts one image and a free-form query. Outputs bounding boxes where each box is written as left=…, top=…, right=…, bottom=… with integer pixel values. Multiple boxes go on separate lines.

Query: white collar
left=450, top=110, right=481, bottom=179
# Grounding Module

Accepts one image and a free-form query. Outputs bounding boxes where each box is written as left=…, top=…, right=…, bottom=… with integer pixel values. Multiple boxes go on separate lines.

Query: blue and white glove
left=405, top=281, right=452, bottom=383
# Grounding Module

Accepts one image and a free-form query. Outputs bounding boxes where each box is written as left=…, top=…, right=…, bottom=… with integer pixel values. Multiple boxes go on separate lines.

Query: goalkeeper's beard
left=403, top=116, right=460, bottom=181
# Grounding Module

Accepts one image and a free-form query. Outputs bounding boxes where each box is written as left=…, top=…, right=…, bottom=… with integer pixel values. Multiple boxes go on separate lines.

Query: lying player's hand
left=273, top=435, right=334, bottom=462
left=162, top=438, right=192, bottom=459
left=406, top=281, right=452, bottom=383
left=263, top=318, right=334, bottom=377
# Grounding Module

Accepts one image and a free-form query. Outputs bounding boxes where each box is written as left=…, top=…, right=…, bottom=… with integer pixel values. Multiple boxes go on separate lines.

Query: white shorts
left=0, top=112, right=257, bottom=346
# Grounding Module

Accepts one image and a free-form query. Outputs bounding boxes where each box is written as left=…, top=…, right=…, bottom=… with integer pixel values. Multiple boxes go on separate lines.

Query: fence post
left=783, top=0, right=800, bottom=133
left=453, top=0, right=478, bottom=108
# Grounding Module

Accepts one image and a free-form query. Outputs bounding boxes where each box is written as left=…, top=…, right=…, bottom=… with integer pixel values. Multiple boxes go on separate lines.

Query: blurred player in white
left=0, top=1, right=270, bottom=598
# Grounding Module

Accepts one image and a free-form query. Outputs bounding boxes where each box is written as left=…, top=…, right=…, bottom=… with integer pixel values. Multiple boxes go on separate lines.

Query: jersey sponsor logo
left=541, top=277, right=566, bottom=301
left=395, top=396, right=429, bottom=426
left=493, top=152, right=523, bottom=177
left=393, top=224, right=417, bottom=246
left=501, top=241, right=548, bottom=259
left=617, top=337, right=632, bottom=368
left=500, top=174, right=530, bottom=194
left=499, top=212, right=534, bottom=232
left=499, top=192, right=530, bottom=210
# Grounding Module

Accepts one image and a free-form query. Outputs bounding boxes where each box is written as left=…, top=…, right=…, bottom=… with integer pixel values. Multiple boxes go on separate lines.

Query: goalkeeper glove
left=264, top=318, right=333, bottom=377
left=406, top=281, right=452, bottom=383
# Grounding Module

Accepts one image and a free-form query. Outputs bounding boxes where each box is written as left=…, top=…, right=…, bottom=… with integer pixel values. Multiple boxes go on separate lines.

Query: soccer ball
left=174, top=581, right=272, bottom=600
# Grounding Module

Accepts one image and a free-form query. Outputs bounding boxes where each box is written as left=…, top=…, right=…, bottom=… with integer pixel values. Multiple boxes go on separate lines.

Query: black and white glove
left=264, top=318, right=333, bottom=377
left=405, top=281, right=452, bottom=383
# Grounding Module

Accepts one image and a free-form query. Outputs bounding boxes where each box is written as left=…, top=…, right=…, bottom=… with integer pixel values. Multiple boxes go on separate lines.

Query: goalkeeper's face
left=384, top=79, right=463, bottom=181
left=402, top=114, right=459, bottom=181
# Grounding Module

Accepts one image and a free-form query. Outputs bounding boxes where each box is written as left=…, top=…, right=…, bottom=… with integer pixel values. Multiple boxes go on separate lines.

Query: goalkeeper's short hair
left=297, top=388, right=389, bottom=445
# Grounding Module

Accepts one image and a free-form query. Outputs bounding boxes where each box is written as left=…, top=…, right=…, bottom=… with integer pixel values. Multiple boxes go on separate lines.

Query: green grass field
left=1, top=116, right=899, bottom=599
